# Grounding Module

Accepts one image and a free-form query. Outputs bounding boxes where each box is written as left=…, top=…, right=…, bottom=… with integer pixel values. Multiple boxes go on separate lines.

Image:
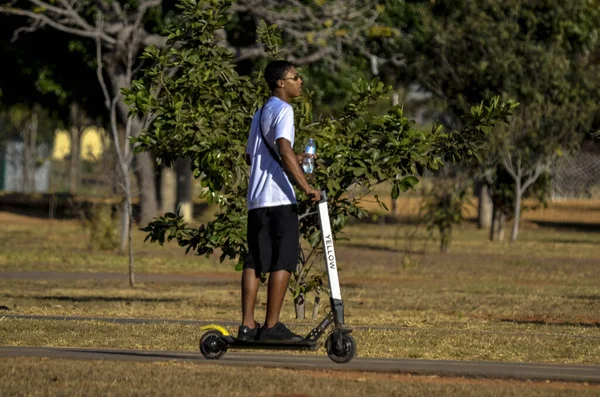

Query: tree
left=394, top=0, right=600, bottom=241
left=0, top=0, right=178, bottom=286
left=496, top=101, right=592, bottom=242
left=0, top=0, right=410, bottom=217
left=0, top=13, right=107, bottom=186
left=420, top=170, right=470, bottom=253
left=127, top=0, right=516, bottom=317
left=1, top=15, right=105, bottom=196
left=0, top=0, right=168, bottom=229
left=227, top=0, right=399, bottom=66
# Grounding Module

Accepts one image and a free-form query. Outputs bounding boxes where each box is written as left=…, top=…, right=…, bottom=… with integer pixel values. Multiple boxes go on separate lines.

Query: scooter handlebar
left=307, top=190, right=327, bottom=202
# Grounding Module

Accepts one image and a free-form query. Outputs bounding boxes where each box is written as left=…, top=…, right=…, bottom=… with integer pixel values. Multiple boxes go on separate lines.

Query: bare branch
left=95, top=13, right=112, bottom=111
left=521, top=162, right=550, bottom=193
left=142, top=33, right=168, bottom=48
left=290, top=47, right=333, bottom=65
left=110, top=95, right=126, bottom=171
left=230, top=0, right=387, bottom=68
left=27, top=0, right=75, bottom=20
left=139, top=0, right=162, bottom=13
left=12, top=19, right=42, bottom=41
left=234, top=43, right=267, bottom=61
left=54, top=0, right=93, bottom=30
left=417, top=77, right=448, bottom=100
left=96, top=0, right=125, bottom=20
left=126, top=3, right=148, bottom=84
left=0, top=5, right=116, bottom=45
left=502, top=156, right=518, bottom=181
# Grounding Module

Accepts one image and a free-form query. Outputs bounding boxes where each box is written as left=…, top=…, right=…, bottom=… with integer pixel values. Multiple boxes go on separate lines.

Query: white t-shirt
left=246, top=96, right=296, bottom=210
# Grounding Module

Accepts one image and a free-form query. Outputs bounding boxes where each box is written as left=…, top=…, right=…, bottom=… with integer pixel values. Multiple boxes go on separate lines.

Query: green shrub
left=84, top=204, right=118, bottom=251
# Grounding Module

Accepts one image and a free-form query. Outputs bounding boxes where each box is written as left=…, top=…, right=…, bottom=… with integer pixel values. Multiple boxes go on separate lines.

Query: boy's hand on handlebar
left=306, top=187, right=321, bottom=203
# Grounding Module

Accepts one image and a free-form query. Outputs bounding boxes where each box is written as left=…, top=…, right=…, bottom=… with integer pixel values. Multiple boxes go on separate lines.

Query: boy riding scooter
left=240, top=60, right=320, bottom=341
left=199, top=61, right=356, bottom=363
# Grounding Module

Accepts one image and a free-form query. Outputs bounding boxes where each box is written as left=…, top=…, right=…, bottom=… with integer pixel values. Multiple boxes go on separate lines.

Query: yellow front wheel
left=199, top=330, right=228, bottom=360
left=200, top=324, right=230, bottom=336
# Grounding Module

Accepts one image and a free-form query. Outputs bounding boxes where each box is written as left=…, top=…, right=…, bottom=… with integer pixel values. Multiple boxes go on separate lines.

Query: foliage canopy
left=128, top=0, right=516, bottom=303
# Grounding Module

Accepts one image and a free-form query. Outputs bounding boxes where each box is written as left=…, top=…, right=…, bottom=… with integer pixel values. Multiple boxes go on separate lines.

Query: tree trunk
left=176, top=157, right=194, bottom=222
left=110, top=71, right=159, bottom=227
left=125, top=180, right=135, bottom=287
left=134, top=151, right=159, bottom=226
left=294, top=293, right=305, bottom=320
left=22, top=111, right=38, bottom=193
left=440, top=227, right=451, bottom=253
left=477, top=182, right=492, bottom=229
left=120, top=200, right=130, bottom=254
left=312, top=295, right=321, bottom=320
left=160, top=165, right=177, bottom=214
left=69, top=125, right=81, bottom=195
left=497, top=212, right=506, bottom=241
left=511, top=180, right=522, bottom=243
left=490, top=208, right=506, bottom=242
left=69, top=103, right=84, bottom=195
left=391, top=93, right=399, bottom=216
left=489, top=206, right=497, bottom=241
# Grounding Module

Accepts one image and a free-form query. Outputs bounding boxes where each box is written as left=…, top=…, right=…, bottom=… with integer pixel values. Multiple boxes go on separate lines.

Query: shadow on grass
left=530, top=220, right=600, bottom=233
left=337, top=243, right=427, bottom=255
left=546, top=239, right=598, bottom=245
left=567, top=295, right=600, bottom=301
left=499, top=318, right=600, bottom=328
left=3, top=295, right=184, bottom=303
left=0, top=194, right=212, bottom=223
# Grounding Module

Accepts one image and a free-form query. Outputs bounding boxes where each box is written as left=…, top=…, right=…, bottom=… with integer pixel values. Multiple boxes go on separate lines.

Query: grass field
left=3, top=358, right=599, bottom=397
left=1, top=197, right=599, bottom=395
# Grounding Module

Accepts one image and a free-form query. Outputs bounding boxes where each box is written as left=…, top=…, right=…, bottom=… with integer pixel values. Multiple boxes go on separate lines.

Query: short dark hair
left=264, top=60, right=295, bottom=91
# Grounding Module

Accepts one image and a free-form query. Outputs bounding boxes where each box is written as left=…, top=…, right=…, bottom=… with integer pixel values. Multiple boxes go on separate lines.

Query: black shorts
left=244, top=204, right=299, bottom=275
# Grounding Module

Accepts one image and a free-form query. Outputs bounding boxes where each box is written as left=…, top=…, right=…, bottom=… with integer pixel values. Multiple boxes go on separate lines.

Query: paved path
left=1, top=346, right=599, bottom=383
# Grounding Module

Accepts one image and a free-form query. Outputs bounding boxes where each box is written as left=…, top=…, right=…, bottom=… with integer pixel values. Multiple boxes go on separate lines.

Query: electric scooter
left=199, top=190, right=356, bottom=364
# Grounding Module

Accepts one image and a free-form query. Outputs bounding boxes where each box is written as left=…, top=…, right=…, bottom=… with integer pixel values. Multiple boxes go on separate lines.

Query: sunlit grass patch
left=1, top=318, right=599, bottom=365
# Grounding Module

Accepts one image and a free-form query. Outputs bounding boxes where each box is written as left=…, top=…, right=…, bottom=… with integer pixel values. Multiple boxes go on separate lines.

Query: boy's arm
left=277, top=138, right=320, bottom=203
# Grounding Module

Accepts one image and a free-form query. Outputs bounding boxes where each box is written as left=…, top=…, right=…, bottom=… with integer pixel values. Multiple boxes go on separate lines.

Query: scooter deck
left=222, top=336, right=319, bottom=351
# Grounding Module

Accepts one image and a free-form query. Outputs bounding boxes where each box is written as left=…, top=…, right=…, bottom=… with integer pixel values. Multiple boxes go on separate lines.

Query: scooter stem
left=317, top=189, right=345, bottom=326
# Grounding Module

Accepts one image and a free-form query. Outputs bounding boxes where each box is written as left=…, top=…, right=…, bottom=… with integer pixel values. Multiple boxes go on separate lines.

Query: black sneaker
left=237, top=323, right=260, bottom=341
left=259, top=322, right=303, bottom=341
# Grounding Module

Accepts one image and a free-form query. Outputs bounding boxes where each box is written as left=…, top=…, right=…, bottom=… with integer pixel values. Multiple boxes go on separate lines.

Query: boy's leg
left=263, top=204, right=298, bottom=329
left=241, top=268, right=260, bottom=328
left=242, top=207, right=268, bottom=329
left=264, top=269, right=292, bottom=328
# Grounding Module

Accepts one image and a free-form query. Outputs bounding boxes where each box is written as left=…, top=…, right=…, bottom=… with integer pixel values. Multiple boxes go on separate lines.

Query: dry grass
left=2, top=267, right=600, bottom=364
left=0, top=199, right=599, bottom=392
left=366, top=183, right=600, bottom=225
left=1, top=317, right=599, bottom=364
left=0, top=212, right=228, bottom=273
left=1, top=358, right=599, bottom=397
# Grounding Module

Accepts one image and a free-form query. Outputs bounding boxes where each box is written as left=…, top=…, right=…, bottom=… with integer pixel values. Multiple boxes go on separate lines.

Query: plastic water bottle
left=302, top=138, right=316, bottom=174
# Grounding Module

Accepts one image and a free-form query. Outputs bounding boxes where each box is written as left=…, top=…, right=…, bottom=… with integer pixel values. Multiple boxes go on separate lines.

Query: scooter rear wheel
left=325, top=333, right=356, bottom=364
left=199, top=330, right=228, bottom=360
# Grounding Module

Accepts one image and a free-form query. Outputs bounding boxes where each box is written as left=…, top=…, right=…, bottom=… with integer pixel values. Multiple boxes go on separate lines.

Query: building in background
left=0, top=127, right=106, bottom=193
left=0, top=141, right=51, bottom=192
left=52, top=127, right=107, bottom=162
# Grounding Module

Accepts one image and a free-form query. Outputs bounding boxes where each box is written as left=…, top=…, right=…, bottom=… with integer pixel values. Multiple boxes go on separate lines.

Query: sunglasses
left=281, top=74, right=302, bottom=81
